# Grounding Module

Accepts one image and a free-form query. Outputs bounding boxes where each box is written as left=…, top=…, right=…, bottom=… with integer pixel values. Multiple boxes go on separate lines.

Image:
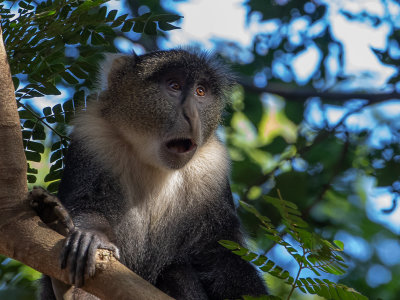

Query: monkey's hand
left=29, top=186, right=75, bottom=236
left=60, top=228, right=120, bottom=287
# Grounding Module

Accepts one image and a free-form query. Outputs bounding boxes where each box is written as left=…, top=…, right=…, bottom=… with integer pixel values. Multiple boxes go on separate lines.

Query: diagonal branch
left=240, top=81, right=400, bottom=103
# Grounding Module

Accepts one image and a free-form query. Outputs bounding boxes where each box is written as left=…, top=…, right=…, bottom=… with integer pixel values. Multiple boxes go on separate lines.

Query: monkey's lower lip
left=165, top=138, right=197, bottom=154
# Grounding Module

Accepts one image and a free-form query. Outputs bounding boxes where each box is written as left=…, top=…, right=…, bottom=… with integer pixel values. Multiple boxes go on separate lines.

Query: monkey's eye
left=195, top=86, right=206, bottom=97
left=168, top=81, right=181, bottom=91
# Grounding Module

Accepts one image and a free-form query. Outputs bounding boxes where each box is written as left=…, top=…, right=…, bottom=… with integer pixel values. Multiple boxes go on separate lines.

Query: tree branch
left=240, top=81, right=400, bottom=103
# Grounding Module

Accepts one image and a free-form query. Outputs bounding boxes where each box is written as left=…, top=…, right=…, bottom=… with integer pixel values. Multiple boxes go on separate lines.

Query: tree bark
left=0, top=23, right=172, bottom=300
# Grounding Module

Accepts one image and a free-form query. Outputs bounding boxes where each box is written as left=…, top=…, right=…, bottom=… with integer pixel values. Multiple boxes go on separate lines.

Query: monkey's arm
left=156, top=263, right=208, bottom=300
left=193, top=184, right=268, bottom=298
left=55, top=141, right=120, bottom=287
left=194, top=244, right=267, bottom=298
left=28, top=187, right=119, bottom=299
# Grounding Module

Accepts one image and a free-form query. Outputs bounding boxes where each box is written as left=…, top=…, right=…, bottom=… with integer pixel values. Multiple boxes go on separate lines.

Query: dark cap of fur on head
left=101, top=49, right=236, bottom=101
left=139, top=49, right=235, bottom=94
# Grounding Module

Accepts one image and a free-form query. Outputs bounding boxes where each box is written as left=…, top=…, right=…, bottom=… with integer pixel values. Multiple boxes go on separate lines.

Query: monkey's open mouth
left=166, top=138, right=197, bottom=154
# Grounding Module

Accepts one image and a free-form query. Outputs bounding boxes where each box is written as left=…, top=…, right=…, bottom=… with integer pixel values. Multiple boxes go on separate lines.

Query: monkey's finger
left=60, top=231, right=76, bottom=269
left=74, top=232, right=92, bottom=287
left=112, top=245, right=120, bottom=260
left=99, top=242, right=120, bottom=260
left=86, top=237, right=101, bottom=278
left=53, top=205, right=75, bottom=232
left=67, top=231, right=83, bottom=285
left=30, top=186, right=46, bottom=198
left=28, top=186, right=46, bottom=206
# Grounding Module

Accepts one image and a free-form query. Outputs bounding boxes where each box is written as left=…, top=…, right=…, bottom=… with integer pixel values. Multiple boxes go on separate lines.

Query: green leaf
left=27, top=164, right=38, bottom=174
left=27, top=141, right=45, bottom=154
left=43, top=107, right=52, bottom=116
left=25, top=151, right=41, bottom=162
left=106, top=9, right=118, bottom=22
left=259, top=260, right=275, bottom=272
left=232, top=247, right=249, bottom=256
left=218, top=240, right=240, bottom=250
left=27, top=90, right=44, bottom=98
left=80, top=28, right=91, bottom=44
left=150, top=14, right=182, bottom=23
left=32, top=124, right=46, bottom=140
left=111, top=13, right=128, bottom=27
left=61, top=71, right=79, bottom=84
left=73, top=90, right=86, bottom=108
left=19, top=109, right=34, bottom=119
left=63, top=100, right=74, bottom=112
left=50, top=149, right=62, bottom=163
left=27, top=175, right=37, bottom=183
left=50, top=63, right=65, bottom=73
left=23, top=120, right=36, bottom=129
left=333, top=240, right=344, bottom=251
left=22, top=130, right=32, bottom=140
left=42, top=82, right=61, bottom=95
left=47, top=181, right=60, bottom=193
left=121, top=21, right=133, bottom=32
left=284, top=101, right=304, bottom=124
left=51, top=141, right=61, bottom=151
left=264, top=233, right=282, bottom=243
left=44, top=170, right=62, bottom=182
left=375, top=159, right=400, bottom=186
left=158, top=21, right=180, bottom=31
left=19, top=1, right=34, bottom=10
left=69, top=66, right=88, bottom=79
left=12, top=76, right=20, bottom=89
left=50, top=159, right=63, bottom=173
left=91, top=32, right=108, bottom=45
left=133, top=21, right=145, bottom=33
left=242, top=252, right=258, bottom=261
left=97, top=6, right=107, bottom=20
left=52, top=104, right=62, bottom=114
left=144, top=21, right=157, bottom=35
left=252, top=255, right=268, bottom=266
left=132, top=12, right=152, bottom=22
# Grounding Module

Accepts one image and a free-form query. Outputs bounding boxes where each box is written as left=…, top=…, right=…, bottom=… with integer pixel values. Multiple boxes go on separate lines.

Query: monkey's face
left=105, top=50, right=234, bottom=170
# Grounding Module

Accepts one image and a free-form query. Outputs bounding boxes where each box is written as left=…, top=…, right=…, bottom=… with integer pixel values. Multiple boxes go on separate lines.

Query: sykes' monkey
left=39, top=49, right=267, bottom=299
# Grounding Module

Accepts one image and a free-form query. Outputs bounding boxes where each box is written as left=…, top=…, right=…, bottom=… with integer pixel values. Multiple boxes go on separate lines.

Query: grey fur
left=41, top=49, right=267, bottom=300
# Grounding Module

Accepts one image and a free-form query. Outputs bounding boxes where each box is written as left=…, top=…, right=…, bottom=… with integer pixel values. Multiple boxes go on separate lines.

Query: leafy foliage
left=0, top=255, right=41, bottom=300
left=220, top=193, right=367, bottom=299
left=220, top=1, right=400, bottom=297
left=1, top=0, right=181, bottom=190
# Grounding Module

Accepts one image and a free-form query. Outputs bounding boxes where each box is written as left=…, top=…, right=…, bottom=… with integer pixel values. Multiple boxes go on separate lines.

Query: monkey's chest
left=112, top=191, right=199, bottom=282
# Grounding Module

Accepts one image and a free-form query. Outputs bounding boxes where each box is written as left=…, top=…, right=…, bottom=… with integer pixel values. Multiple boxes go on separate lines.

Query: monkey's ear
left=107, top=55, right=135, bottom=88
left=98, top=53, right=136, bottom=90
